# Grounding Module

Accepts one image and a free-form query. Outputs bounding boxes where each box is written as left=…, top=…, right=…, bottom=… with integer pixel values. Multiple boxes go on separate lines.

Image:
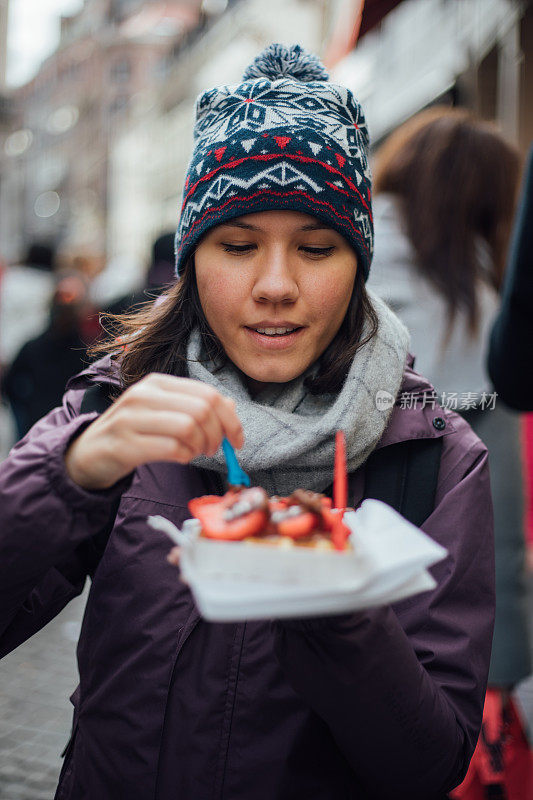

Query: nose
left=251, top=247, right=299, bottom=305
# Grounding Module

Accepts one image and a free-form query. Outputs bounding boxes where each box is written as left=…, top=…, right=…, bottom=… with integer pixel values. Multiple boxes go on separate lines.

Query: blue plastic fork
left=222, top=437, right=251, bottom=487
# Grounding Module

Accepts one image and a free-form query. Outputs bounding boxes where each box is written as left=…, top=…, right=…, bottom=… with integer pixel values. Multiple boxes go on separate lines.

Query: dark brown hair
left=373, top=107, right=521, bottom=335
left=92, top=254, right=378, bottom=395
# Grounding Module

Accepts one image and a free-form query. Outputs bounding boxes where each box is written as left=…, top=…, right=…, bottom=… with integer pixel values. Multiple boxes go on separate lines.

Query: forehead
left=213, top=210, right=333, bottom=234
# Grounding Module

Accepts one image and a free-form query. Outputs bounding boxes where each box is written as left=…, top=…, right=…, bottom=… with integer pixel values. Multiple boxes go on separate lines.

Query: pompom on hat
left=175, top=43, right=373, bottom=279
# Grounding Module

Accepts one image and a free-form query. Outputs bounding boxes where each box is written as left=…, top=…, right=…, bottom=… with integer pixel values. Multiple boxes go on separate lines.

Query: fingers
left=120, top=410, right=215, bottom=458
left=162, top=395, right=226, bottom=457
left=129, top=433, right=198, bottom=464
left=119, top=374, right=244, bottom=454
left=166, top=546, right=181, bottom=566
left=158, top=377, right=244, bottom=450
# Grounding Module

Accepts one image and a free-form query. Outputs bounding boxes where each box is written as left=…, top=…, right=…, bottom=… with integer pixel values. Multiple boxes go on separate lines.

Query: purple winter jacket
left=0, top=356, right=494, bottom=800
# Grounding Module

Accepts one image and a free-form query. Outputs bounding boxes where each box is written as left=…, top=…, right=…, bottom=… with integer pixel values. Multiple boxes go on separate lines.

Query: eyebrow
left=219, top=220, right=331, bottom=232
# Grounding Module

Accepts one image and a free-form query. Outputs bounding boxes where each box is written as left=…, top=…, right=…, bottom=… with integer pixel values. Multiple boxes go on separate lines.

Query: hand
left=167, top=547, right=181, bottom=568
left=65, top=373, right=243, bottom=490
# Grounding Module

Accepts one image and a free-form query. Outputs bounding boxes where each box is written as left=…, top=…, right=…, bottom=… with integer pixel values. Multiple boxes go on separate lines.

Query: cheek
left=306, top=268, right=355, bottom=323
left=196, top=270, right=241, bottom=324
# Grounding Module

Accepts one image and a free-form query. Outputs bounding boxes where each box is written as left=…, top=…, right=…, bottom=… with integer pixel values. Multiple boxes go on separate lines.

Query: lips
left=253, top=326, right=299, bottom=336
left=244, top=323, right=305, bottom=350
left=246, top=322, right=303, bottom=337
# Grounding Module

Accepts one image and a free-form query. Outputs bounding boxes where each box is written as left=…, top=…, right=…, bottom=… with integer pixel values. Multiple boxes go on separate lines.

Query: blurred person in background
left=144, top=232, right=177, bottom=293
left=367, top=107, right=531, bottom=798
left=2, top=273, right=97, bottom=439
left=488, top=143, right=533, bottom=587
left=102, top=231, right=176, bottom=316
left=0, top=241, right=57, bottom=370
left=488, top=144, right=533, bottom=410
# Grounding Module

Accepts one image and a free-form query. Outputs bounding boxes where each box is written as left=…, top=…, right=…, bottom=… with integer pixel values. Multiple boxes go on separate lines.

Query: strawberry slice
left=188, top=495, right=222, bottom=515
left=276, top=511, right=319, bottom=539
left=189, top=488, right=268, bottom=541
left=195, top=503, right=268, bottom=540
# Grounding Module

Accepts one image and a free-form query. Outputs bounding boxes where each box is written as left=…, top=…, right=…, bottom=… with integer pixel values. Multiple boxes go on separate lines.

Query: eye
left=221, top=243, right=256, bottom=254
left=300, top=246, right=335, bottom=257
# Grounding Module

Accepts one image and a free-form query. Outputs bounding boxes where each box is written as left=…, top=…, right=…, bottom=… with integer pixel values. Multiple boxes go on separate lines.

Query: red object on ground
left=450, top=689, right=533, bottom=800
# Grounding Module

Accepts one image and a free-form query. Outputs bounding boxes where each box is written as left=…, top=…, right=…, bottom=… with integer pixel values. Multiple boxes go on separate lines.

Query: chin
left=242, top=366, right=305, bottom=385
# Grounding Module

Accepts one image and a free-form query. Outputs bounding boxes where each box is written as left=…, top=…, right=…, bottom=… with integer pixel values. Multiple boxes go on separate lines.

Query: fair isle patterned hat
left=175, top=43, right=373, bottom=279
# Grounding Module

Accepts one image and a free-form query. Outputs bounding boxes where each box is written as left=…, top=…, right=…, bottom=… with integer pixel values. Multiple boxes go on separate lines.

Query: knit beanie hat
left=175, top=43, right=373, bottom=279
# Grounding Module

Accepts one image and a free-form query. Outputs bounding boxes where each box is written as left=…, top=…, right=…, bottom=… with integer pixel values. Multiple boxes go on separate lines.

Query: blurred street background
left=1, top=0, right=533, bottom=797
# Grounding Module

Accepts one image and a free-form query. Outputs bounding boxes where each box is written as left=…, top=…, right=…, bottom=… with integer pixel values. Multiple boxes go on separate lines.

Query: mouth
left=244, top=324, right=305, bottom=349
left=249, top=326, right=301, bottom=337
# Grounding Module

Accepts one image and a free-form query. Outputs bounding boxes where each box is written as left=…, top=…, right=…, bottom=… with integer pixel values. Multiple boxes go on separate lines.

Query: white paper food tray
left=148, top=499, right=447, bottom=622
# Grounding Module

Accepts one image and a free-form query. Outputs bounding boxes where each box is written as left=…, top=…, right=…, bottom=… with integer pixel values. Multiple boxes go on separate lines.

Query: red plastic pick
left=334, top=430, right=347, bottom=511
left=332, top=430, right=349, bottom=551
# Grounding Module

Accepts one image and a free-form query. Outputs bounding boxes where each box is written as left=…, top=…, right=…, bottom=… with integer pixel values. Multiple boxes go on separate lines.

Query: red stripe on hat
left=326, top=181, right=351, bottom=197
left=178, top=189, right=369, bottom=256
left=181, top=152, right=372, bottom=220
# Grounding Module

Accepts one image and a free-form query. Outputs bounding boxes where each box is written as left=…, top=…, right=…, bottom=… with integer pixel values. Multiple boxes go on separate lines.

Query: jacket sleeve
left=487, top=144, right=533, bottom=410
left=273, top=431, right=494, bottom=799
left=0, top=385, right=128, bottom=657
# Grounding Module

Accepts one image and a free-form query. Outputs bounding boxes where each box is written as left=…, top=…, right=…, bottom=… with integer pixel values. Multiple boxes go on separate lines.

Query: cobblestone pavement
left=0, top=589, right=87, bottom=800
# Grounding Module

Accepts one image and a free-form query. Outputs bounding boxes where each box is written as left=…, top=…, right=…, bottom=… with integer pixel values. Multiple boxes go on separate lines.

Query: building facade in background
left=332, top=0, right=532, bottom=151
left=1, top=0, right=532, bottom=280
left=0, top=0, right=204, bottom=265
left=107, top=0, right=328, bottom=272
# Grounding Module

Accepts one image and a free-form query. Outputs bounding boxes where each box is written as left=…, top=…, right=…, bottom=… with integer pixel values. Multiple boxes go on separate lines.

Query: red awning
left=359, top=0, right=404, bottom=38
left=324, top=0, right=405, bottom=68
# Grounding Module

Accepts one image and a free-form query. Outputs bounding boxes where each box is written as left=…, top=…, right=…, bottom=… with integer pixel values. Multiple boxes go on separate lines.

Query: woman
left=367, top=108, right=529, bottom=795
left=368, top=107, right=520, bottom=406
left=0, top=46, right=494, bottom=800
left=489, top=143, right=533, bottom=410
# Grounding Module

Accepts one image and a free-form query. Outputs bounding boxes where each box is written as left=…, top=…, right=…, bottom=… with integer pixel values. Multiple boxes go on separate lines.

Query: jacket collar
left=376, top=354, right=455, bottom=450
left=67, top=353, right=122, bottom=392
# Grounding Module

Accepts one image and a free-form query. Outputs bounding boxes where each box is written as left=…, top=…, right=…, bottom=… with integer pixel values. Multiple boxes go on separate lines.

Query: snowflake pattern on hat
left=194, top=79, right=370, bottom=167
left=175, top=44, right=373, bottom=280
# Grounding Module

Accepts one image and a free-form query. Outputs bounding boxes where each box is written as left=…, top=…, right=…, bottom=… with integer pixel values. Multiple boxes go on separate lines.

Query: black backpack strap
left=363, top=437, right=443, bottom=527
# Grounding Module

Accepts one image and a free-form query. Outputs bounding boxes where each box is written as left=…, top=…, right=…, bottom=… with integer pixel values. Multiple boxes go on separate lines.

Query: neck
left=241, top=370, right=273, bottom=399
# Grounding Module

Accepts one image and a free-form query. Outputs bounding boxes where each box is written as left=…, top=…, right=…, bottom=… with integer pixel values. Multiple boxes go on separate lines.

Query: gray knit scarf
left=188, top=291, right=409, bottom=495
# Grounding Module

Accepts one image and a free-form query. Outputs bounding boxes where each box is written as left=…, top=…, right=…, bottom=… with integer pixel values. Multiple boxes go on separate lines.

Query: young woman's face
left=194, top=210, right=358, bottom=393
